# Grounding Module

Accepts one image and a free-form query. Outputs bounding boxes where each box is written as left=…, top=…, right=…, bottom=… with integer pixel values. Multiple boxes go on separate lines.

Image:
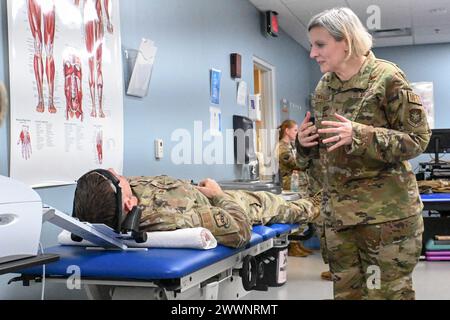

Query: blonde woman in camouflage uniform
left=277, top=120, right=314, bottom=257
left=73, top=168, right=321, bottom=249
left=299, top=8, right=431, bottom=299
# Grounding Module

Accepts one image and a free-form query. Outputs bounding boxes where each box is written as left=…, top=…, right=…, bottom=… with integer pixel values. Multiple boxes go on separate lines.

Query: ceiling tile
left=249, top=0, right=450, bottom=49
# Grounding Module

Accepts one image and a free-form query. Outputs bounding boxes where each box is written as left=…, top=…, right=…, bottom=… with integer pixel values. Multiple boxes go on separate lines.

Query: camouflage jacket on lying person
left=127, top=175, right=319, bottom=248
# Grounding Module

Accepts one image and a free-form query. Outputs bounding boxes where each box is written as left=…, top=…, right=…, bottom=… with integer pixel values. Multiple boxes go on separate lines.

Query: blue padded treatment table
left=20, top=224, right=298, bottom=281
left=421, top=193, right=450, bottom=202
left=421, top=193, right=450, bottom=212
left=268, top=224, right=299, bottom=236
left=420, top=193, right=450, bottom=256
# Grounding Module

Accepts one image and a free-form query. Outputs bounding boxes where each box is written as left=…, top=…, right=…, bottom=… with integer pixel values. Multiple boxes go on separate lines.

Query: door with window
left=253, top=57, right=278, bottom=180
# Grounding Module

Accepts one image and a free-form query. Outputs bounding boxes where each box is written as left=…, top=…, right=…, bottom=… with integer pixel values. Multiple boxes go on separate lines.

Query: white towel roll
left=57, top=227, right=217, bottom=250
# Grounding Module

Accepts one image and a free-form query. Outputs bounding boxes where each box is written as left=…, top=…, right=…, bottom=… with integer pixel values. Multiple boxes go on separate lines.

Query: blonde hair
left=308, top=7, right=372, bottom=59
left=278, top=120, right=297, bottom=140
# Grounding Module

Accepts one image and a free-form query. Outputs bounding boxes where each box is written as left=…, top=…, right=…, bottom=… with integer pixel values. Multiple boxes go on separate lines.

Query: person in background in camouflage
left=277, top=120, right=314, bottom=257
left=277, top=120, right=310, bottom=194
left=73, top=168, right=321, bottom=248
left=299, top=8, right=431, bottom=299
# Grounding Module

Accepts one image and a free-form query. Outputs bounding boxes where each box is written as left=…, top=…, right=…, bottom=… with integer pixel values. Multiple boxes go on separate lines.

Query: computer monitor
left=233, top=115, right=256, bottom=164
left=424, top=129, right=450, bottom=164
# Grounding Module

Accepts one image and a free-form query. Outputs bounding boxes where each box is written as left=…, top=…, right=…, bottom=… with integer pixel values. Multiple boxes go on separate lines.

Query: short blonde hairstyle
left=308, top=7, right=372, bottom=59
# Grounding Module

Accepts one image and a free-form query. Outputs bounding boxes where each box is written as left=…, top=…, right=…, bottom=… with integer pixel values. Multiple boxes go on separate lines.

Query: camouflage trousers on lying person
left=325, top=214, right=423, bottom=300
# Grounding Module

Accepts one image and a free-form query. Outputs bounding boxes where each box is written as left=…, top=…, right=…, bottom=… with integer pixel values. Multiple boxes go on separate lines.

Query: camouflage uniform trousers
left=325, top=214, right=424, bottom=300
left=307, top=160, right=328, bottom=263
left=314, top=215, right=328, bottom=264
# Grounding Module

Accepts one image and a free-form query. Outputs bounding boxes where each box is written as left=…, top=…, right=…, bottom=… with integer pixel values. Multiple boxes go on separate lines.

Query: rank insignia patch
left=314, top=94, right=330, bottom=101
left=407, top=91, right=422, bottom=105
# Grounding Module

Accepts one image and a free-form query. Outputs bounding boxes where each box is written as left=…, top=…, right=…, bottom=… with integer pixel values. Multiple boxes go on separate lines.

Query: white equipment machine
left=0, top=175, right=42, bottom=263
left=0, top=175, right=59, bottom=275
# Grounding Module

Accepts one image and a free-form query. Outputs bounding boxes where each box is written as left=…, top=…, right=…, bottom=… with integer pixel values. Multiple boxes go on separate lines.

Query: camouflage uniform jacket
left=307, top=158, right=323, bottom=196
left=300, top=51, right=431, bottom=227
left=128, top=175, right=252, bottom=248
left=277, top=139, right=309, bottom=192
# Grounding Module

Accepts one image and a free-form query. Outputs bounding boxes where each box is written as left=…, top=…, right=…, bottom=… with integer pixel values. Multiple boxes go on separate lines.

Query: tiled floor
left=244, top=251, right=450, bottom=300
left=2, top=250, right=449, bottom=300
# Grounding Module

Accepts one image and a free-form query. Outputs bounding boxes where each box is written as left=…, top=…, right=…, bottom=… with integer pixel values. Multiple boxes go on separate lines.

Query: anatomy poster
left=7, top=0, right=124, bottom=187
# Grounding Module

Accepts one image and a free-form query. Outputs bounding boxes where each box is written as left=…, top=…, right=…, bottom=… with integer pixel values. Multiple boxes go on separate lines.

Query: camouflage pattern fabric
left=277, top=141, right=320, bottom=251
left=299, top=51, right=430, bottom=299
left=300, top=51, right=431, bottom=227
left=0, top=82, right=8, bottom=125
left=304, top=158, right=329, bottom=263
left=418, top=179, right=450, bottom=193
left=306, top=160, right=323, bottom=199
left=325, top=214, right=423, bottom=300
left=224, top=189, right=317, bottom=225
left=128, top=175, right=318, bottom=248
left=128, top=175, right=251, bottom=248
left=277, top=139, right=309, bottom=196
left=314, top=214, right=328, bottom=264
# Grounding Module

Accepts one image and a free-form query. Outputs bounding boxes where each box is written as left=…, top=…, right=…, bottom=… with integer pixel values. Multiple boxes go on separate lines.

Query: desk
left=421, top=193, right=450, bottom=255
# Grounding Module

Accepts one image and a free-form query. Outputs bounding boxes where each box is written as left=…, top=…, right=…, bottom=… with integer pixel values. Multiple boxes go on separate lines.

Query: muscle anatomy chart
left=64, top=53, right=83, bottom=121
left=18, top=126, right=32, bottom=160
left=86, top=0, right=113, bottom=118
left=7, top=0, right=124, bottom=187
left=27, top=0, right=57, bottom=114
left=96, top=130, right=103, bottom=164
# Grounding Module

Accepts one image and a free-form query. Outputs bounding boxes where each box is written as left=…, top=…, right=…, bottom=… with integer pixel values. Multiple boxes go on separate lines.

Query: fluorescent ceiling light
left=370, top=28, right=412, bottom=38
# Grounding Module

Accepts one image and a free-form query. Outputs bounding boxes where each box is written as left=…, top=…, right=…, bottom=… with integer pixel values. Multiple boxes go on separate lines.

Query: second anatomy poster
left=7, top=0, right=124, bottom=187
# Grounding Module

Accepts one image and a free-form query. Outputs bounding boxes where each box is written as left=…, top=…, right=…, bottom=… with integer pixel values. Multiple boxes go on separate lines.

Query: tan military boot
left=297, top=241, right=314, bottom=254
left=288, top=241, right=310, bottom=257
left=321, top=271, right=333, bottom=281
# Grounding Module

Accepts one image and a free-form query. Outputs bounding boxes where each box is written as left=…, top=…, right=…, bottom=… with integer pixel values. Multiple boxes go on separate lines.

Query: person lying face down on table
left=73, top=168, right=321, bottom=248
